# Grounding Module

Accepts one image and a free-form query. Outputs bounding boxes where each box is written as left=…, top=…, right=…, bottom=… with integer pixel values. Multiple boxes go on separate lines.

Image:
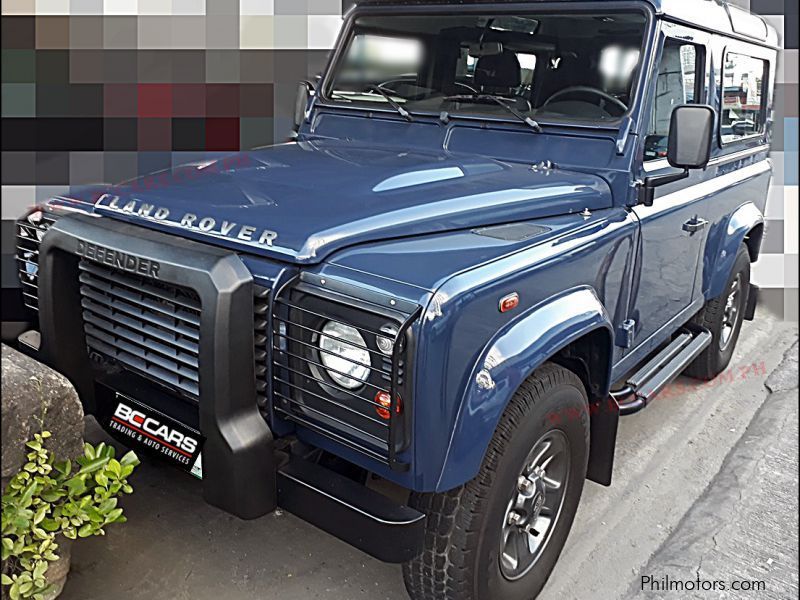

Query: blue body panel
left=72, top=141, right=612, bottom=264
left=43, top=0, right=777, bottom=492
left=706, top=199, right=765, bottom=299
left=436, top=287, right=614, bottom=490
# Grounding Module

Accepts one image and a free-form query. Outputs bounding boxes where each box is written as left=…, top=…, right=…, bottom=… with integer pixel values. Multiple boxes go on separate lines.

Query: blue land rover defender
left=14, top=1, right=777, bottom=598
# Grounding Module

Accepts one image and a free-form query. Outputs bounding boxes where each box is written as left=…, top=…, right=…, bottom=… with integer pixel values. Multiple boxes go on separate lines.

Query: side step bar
left=277, top=456, right=425, bottom=563
left=612, top=326, right=713, bottom=416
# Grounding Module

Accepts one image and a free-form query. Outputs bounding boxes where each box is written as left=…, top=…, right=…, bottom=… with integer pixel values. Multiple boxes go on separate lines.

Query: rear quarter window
left=720, top=51, right=768, bottom=144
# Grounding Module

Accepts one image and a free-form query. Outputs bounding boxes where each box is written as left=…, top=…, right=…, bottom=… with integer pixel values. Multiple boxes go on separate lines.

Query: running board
left=612, top=326, right=713, bottom=415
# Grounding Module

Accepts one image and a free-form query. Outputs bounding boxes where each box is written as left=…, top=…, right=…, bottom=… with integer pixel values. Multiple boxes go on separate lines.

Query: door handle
left=682, top=217, right=708, bottom=233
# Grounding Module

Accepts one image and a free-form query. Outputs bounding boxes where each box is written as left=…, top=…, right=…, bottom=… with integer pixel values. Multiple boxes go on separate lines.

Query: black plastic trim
left=744, top=283, right=758, bottom=321
left=37, top=213, right=276, bottom=519
left=277, top=455, right=425, bottom=563
left=300, top=271, right=418, bottom=315
left=1, top=288, right=31, bottom=326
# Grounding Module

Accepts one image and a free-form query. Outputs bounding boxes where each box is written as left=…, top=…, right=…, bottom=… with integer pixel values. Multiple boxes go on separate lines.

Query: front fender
left=435, top=286, right=613, bottom=491
left=705, top=202, right=763, bottom=300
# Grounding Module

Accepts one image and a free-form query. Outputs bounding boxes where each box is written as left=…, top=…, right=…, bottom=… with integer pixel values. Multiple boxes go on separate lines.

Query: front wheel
left=402, top=363, right=589, bottom=600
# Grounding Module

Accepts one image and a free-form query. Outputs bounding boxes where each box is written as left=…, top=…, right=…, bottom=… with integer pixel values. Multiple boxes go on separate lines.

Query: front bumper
left=32, top=213, right=425, bottom=561
left=277, top=456, right=425, bottom=563
left=39, top=213, right=276, bottom=517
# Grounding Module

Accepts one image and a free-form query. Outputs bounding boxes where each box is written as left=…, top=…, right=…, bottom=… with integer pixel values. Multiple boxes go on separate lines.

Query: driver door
left=629, top=26, right=711, bottom=347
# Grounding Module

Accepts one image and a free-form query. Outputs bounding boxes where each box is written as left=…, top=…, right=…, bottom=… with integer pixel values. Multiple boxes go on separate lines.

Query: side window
left=720, top=52, right=768, bottom=143
left=644, top=40, right=704, bottom=161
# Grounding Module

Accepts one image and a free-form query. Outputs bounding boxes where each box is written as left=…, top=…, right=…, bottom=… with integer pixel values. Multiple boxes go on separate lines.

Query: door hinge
left=616, top=319, right=636, bottom=349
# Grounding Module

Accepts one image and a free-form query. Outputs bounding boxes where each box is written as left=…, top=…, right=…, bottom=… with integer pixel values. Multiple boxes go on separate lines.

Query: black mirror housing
left=667, top=104, right=715, bottom=170
left=640, top=104, right=716, bottom=206
left=293, top=80, right=315, bottom=134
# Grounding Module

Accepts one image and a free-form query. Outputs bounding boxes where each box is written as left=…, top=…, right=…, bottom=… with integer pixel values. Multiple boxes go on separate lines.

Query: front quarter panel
left=435, top=288, right=613, bottom=491
left=403, top=209, right=636, bottom=492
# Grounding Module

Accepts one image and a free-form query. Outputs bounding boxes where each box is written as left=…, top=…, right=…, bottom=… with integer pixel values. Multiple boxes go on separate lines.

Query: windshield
left=325, top=12, right=647, bottom=124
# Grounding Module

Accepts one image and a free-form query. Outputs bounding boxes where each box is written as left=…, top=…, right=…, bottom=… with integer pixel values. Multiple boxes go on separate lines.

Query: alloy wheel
left=719, top=273, right=743, bottom=351
left=499, top=430, right=570, bottom=580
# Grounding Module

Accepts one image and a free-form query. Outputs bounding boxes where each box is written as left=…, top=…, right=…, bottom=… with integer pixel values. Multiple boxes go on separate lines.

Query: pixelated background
left=1, top=0, right=797, bottom=319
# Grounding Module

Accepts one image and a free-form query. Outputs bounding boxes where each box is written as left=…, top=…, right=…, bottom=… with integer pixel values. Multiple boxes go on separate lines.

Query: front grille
left=271, top=278, right=420, bottom=470
left=79, top=260, right=202, bottom=399
left=16, top=212, right=58, bottom=311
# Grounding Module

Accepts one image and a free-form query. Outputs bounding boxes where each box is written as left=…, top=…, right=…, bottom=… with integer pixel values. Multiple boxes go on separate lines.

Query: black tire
left=402, top=363, right=589, bottom=600
left=685, top=243, right=751, bottom=380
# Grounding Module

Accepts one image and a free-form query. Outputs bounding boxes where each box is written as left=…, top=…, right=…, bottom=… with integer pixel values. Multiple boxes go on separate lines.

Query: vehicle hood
left=79, top=139, right=612, bottom=264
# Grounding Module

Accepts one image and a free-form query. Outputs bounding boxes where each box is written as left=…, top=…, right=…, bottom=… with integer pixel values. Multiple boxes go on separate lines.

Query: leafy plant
left=1, top=432, right=139, bottom=600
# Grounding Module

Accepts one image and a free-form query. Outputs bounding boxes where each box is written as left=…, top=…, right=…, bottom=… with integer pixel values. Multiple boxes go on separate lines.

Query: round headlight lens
left=318, top=321, right=371, bottom=389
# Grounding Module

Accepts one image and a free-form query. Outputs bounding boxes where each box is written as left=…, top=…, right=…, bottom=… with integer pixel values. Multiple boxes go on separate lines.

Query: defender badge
left=76, top=240, right=160, bottom=278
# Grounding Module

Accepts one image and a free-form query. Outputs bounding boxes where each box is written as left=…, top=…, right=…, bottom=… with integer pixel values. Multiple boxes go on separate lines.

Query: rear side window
left=720, top=52, right=768, bottom=143
left=644, top=40, right=704, bottom=161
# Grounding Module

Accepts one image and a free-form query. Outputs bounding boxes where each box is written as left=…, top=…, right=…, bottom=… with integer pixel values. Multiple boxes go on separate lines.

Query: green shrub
left=1, top=432, right=139, bottom=600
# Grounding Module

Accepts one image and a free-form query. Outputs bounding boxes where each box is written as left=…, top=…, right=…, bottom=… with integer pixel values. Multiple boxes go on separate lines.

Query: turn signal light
left=499, top=292, right=520, bottom=313
left=375, top=391, right=402, bottom=420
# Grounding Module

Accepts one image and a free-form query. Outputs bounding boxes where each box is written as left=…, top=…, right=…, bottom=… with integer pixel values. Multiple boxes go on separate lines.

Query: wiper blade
left=365, top=85, right=413, bottom=122
left=329, top=91, right=353, bottom=102
left=443, top=94, right=542, bottom=133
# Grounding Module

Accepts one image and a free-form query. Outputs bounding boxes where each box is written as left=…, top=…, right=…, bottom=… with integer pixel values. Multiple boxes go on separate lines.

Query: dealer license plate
left=107, top=393, right=204, bottom=478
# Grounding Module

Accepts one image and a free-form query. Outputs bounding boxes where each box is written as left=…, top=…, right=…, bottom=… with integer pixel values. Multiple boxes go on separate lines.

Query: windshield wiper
left=364, top=85, right=413, bottom=122
left=442, top=94, right=542, bottom=133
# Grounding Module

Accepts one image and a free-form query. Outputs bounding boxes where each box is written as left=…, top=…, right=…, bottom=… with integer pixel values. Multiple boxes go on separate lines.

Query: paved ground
left=59, top=315, right=798, bottom=600
left=622, top=341, right=798, bottom=600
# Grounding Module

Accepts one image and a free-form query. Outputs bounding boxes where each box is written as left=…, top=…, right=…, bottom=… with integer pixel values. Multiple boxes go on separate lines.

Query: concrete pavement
left=58, top=315, right=798, bottom=600
left=623, top=341, right=798, bottom=599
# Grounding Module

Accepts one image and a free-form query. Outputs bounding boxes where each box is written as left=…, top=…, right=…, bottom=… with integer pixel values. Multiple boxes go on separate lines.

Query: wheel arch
left=744, top=221, right=765, bottom=262
left=705, top=201, right=764, bottom=300
left=435, top=287, right=619, bottom=492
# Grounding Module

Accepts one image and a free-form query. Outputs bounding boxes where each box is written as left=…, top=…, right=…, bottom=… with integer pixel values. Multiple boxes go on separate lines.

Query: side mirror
left=292, top=80, right=316, bottom=135
left=640, top=104, right=715, bottom=206
left=667, top=104, right=714, bottom=169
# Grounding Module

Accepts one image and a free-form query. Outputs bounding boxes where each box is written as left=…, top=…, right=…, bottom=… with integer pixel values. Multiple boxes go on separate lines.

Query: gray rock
left=1, top=344, right=85, bottom=480
left=1, top=345, right=85, bottom=600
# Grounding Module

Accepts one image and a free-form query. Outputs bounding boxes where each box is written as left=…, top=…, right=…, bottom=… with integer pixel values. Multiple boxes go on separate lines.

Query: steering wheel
left=542, top=86, right=628, bottom=115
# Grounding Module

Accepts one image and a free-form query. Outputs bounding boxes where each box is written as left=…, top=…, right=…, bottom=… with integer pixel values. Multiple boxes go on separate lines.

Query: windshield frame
left=316, top=2, right=655, bottom=131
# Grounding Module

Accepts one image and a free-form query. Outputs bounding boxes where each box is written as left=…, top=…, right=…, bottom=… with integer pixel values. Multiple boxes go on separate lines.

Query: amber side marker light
left=499, top=292, right=520, bottom=313
left=375, top=391, right=402, bottom=420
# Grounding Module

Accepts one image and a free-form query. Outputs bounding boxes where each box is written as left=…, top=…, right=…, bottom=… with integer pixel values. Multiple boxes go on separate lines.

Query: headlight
left=318, top=321, right=371, bottom=389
